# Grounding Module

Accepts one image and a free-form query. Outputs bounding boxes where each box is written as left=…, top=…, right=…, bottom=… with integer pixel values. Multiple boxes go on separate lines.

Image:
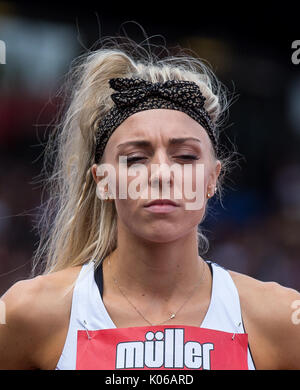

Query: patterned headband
left=94, top=77, right=217, bottom=163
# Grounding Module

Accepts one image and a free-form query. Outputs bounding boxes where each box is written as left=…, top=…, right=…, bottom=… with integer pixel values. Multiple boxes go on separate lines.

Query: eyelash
left=126, top=155, right=199, bottom=164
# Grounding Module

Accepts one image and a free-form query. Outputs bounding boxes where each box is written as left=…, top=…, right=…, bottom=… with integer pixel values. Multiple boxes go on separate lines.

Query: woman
left=0, top=38, right=299, bottom=370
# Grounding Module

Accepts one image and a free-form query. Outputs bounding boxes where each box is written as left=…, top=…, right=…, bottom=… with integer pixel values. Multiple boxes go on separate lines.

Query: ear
left=91, top=163, right=103, bottom=184
left=91, top=163, right=113, bottom=199
left=214, top=159, right=222, bottom=181
left=207, top=159, right=222, bottom=196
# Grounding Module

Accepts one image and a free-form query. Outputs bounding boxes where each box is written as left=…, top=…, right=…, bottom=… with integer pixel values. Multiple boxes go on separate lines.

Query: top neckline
left=92, top=260, right=216, bottom=329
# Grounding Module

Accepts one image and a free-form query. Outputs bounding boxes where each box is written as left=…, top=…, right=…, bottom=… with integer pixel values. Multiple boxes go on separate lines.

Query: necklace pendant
left=170, top=313, right=176, bottom=319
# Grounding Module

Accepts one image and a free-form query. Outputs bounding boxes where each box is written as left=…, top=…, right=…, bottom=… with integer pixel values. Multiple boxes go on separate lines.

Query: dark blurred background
left=0, top=1, right=300, bottom=295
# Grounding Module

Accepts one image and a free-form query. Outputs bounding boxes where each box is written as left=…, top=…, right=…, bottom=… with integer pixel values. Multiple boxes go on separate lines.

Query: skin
left=0, top=109, right=300, bottom=370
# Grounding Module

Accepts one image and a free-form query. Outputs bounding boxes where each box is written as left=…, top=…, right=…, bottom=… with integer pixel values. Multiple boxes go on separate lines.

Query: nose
left=148, top=151, right=174, bottom=193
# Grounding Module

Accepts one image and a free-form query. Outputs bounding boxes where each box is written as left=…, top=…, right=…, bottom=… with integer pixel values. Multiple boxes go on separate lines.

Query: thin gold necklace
left=107, top=257, right=206, bottom=326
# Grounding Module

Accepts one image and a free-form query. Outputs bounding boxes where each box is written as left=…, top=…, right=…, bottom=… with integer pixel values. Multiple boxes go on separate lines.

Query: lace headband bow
left=94, top=77, right=217, bottom=163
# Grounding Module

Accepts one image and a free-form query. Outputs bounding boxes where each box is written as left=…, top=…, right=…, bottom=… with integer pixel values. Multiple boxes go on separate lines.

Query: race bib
left=76, top=325, right=248, bottom=370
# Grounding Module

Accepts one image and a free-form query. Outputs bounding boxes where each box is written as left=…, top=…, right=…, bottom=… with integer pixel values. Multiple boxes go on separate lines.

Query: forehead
left=106, top=109, right=210, bottom=147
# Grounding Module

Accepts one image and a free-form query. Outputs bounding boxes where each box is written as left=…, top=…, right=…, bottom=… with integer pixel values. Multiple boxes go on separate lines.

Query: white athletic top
left=55, top=260, right=255, bottom=370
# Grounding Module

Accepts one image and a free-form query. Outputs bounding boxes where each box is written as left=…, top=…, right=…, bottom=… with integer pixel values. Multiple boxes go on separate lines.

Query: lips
left=144, top=199, right=179, bottom=207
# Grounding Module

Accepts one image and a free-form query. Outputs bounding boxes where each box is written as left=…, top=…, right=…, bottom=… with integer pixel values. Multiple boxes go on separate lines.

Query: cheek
left=180, top=162, right=209, bottom=209
left=180, top=205, right=206, bottom=228
left=114, top=195, right=148, bottom=233
left=114, top=198, right=134, bottom=221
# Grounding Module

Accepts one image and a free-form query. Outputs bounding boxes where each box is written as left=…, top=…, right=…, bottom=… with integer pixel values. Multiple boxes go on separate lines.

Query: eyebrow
left=116, top=137, right=201, bottom=149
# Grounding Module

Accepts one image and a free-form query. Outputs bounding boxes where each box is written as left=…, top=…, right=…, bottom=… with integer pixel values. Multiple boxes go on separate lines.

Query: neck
left=105, top=221, right=207, bottom=300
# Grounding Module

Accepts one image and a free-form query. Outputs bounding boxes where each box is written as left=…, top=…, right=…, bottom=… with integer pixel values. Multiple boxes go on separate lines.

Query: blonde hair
left=31, top=36, right=233, bottom=277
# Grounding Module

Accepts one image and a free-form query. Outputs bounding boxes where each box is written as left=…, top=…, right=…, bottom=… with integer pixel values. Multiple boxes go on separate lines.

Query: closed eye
left=176, top=155, right=199, bottom=160
left=126, top=156, right=146, bottom=163
left=125, top=155, right=199, bottom=164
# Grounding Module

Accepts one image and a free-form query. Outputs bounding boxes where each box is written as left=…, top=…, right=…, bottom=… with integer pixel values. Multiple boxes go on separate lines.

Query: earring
left=104, top=192, right=114, bottom=202
left=207, top=186, right=217, bottom=198
left=101, top=189, right=113, bottom=202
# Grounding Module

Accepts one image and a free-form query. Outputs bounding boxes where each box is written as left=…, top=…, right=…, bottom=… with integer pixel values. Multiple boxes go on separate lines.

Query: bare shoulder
left=229, top=268, right=299, bottom=301
left=228, top=269, right=300, bottom=369
left=0, top=265, right=83, bottom=369
left=2, top=265, right=83, bottom=325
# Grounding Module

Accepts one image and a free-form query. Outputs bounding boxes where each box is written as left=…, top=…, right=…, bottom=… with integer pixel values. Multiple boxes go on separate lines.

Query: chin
left=134, top=227, right=185, bottom=244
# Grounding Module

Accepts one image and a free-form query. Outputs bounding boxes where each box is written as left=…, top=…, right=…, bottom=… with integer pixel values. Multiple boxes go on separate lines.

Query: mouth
left=143, top=199, right=180, bottom=214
